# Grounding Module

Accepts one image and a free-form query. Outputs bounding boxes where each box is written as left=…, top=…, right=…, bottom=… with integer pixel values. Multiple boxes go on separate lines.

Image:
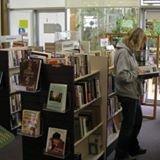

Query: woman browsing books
left=114, top=28, right=147, bottom=160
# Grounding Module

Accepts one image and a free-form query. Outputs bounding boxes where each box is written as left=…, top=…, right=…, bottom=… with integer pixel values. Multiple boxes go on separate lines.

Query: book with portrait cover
left=46, top=83, right=67, bottom=113
left=19, top=58, right=42, bottom=92
left=45, top=127, right=67, bottom=158
left=21, top=110, right=40, bottom=137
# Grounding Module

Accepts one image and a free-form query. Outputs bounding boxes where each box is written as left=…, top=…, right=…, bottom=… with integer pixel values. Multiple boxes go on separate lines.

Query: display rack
left=18, top=53, right=108, bottom=160
left=74, top=55, right=108, bottom=160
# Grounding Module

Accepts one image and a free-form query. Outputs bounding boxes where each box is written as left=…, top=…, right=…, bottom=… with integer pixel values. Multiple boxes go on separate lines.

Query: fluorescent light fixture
left=143, top=0, right=160, bottom=4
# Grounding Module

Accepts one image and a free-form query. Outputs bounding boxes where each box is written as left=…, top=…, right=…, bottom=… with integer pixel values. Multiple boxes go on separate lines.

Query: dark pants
left=115, top=96, right=143, bottom=158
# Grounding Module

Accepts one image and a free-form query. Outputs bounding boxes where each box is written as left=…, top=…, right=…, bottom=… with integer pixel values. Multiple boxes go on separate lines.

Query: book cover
left=74, top=117, right=82, bottom=142
left=47, top=83, right=67, bottom=113
left=138, top=65, right=159, bottom=79
left=10, top=93, right=21, bottom=113
left=19, top=59, right=42, bottom=92
left=88, top=133, right=103, bottom=155
left=21, top=110, right=40, bottom=137
left=45, top=127, right=67, bottom=158
left=10, top=112, right=21, bottom=129
left=0, top=125, right=15, bottom=149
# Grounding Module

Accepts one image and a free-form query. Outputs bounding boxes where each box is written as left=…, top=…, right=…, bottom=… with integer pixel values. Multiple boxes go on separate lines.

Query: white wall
left=8, top=0, right=65, bottom=9
left=66, top=0, right=140, bottom=8
left=9, top=0, right=140, bottom=9
left=9, top=10, right=35, bottom=45
left=38, top=12, right=65, bottom=47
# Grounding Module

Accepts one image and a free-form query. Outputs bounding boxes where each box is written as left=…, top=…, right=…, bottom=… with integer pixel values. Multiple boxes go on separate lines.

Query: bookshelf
left=42, top=65, right=75, bottom=160
left=74, top=55, right=108, bottom=160
left=106, top=57, right=122, bottom=155
left=0, top=47, right=29, bottom=134
left=90, top=49, right=122, bottom=156
left=0, top=49, right=108, bottom=160
left=19, top=64, right=74, bottom=160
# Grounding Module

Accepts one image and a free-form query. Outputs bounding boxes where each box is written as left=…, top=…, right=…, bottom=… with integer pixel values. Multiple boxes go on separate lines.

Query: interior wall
left=146, top=10, right=160, bottom=21
left=38, top=11, right=66, bottom=47
left=9, top=10, right=35, bottom=45
left=8, top=0, right=65, bottom=9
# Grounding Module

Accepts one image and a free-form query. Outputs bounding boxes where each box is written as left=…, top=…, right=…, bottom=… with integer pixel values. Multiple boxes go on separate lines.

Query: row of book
left=10, top=93, right=21, bottom=114
left=75, top=78, right=101, bottom=109
left=107, top=114, right=122, bottom=140
left=108, top=73, right=116, bottom=94
left=10, top=74, right=19, bottom=93
left=9, top=54, right=92, bottom=93
left=74, top=106, right=100, bottom=142
left=69, top=54, right=89, bottom=78
left=49, top=54, right=90, bottom=79
left=10, top=112, right=21, bottom=130
left=8, top=49, right=28, bottom=68
left=107, top=96, right=121, bottom=120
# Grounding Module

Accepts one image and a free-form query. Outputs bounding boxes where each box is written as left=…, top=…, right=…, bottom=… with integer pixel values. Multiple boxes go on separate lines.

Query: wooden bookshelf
left=74, top=55, right=108, bottom=160
left=0, top=47, right=29, bottom=134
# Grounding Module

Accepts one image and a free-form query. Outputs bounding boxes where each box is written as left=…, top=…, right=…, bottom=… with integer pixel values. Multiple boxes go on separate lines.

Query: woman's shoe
left=129, top=148, right=147, bottom=157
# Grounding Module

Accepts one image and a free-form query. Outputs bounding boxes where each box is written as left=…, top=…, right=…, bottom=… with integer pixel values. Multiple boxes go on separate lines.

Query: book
left=19, top=59, right=42, bottom=92
left=138, top=65, right=159, bottom=79
left=30, top=51, right=52, bottom=63
left=46, top=83, right=67, bottom=113
left=88, top=133, right=103, bottom=155
left=10, top=112, right=21, bottom=129
left=0, top=71, right=3, bottom=86
left=0, top=125, right=15, bottom=149
left=74, top=153, right=82, bottom=160
left=21, top=110, right=40, bottom=137
left=74, top=117, right=82, bottom=142
left=10, top=93, right=21, bottom=113
left=45, top=127, right=67, bottom=158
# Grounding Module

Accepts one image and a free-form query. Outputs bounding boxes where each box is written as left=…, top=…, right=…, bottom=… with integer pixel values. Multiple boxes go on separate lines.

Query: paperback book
left=0, top=71, right=3, bottom=86
left=138, top=65, right=159, bottom=79
left=21, top=109, right=40, bottom=137
left=0, top=125, right=15, bottom=149
left=45, top=127, right=67, bottom=158
left=19, top=58, right=42, bottom=92
left=46, top=83, right=67, bottom=113
left=10, top=112, right=21, bottom=129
